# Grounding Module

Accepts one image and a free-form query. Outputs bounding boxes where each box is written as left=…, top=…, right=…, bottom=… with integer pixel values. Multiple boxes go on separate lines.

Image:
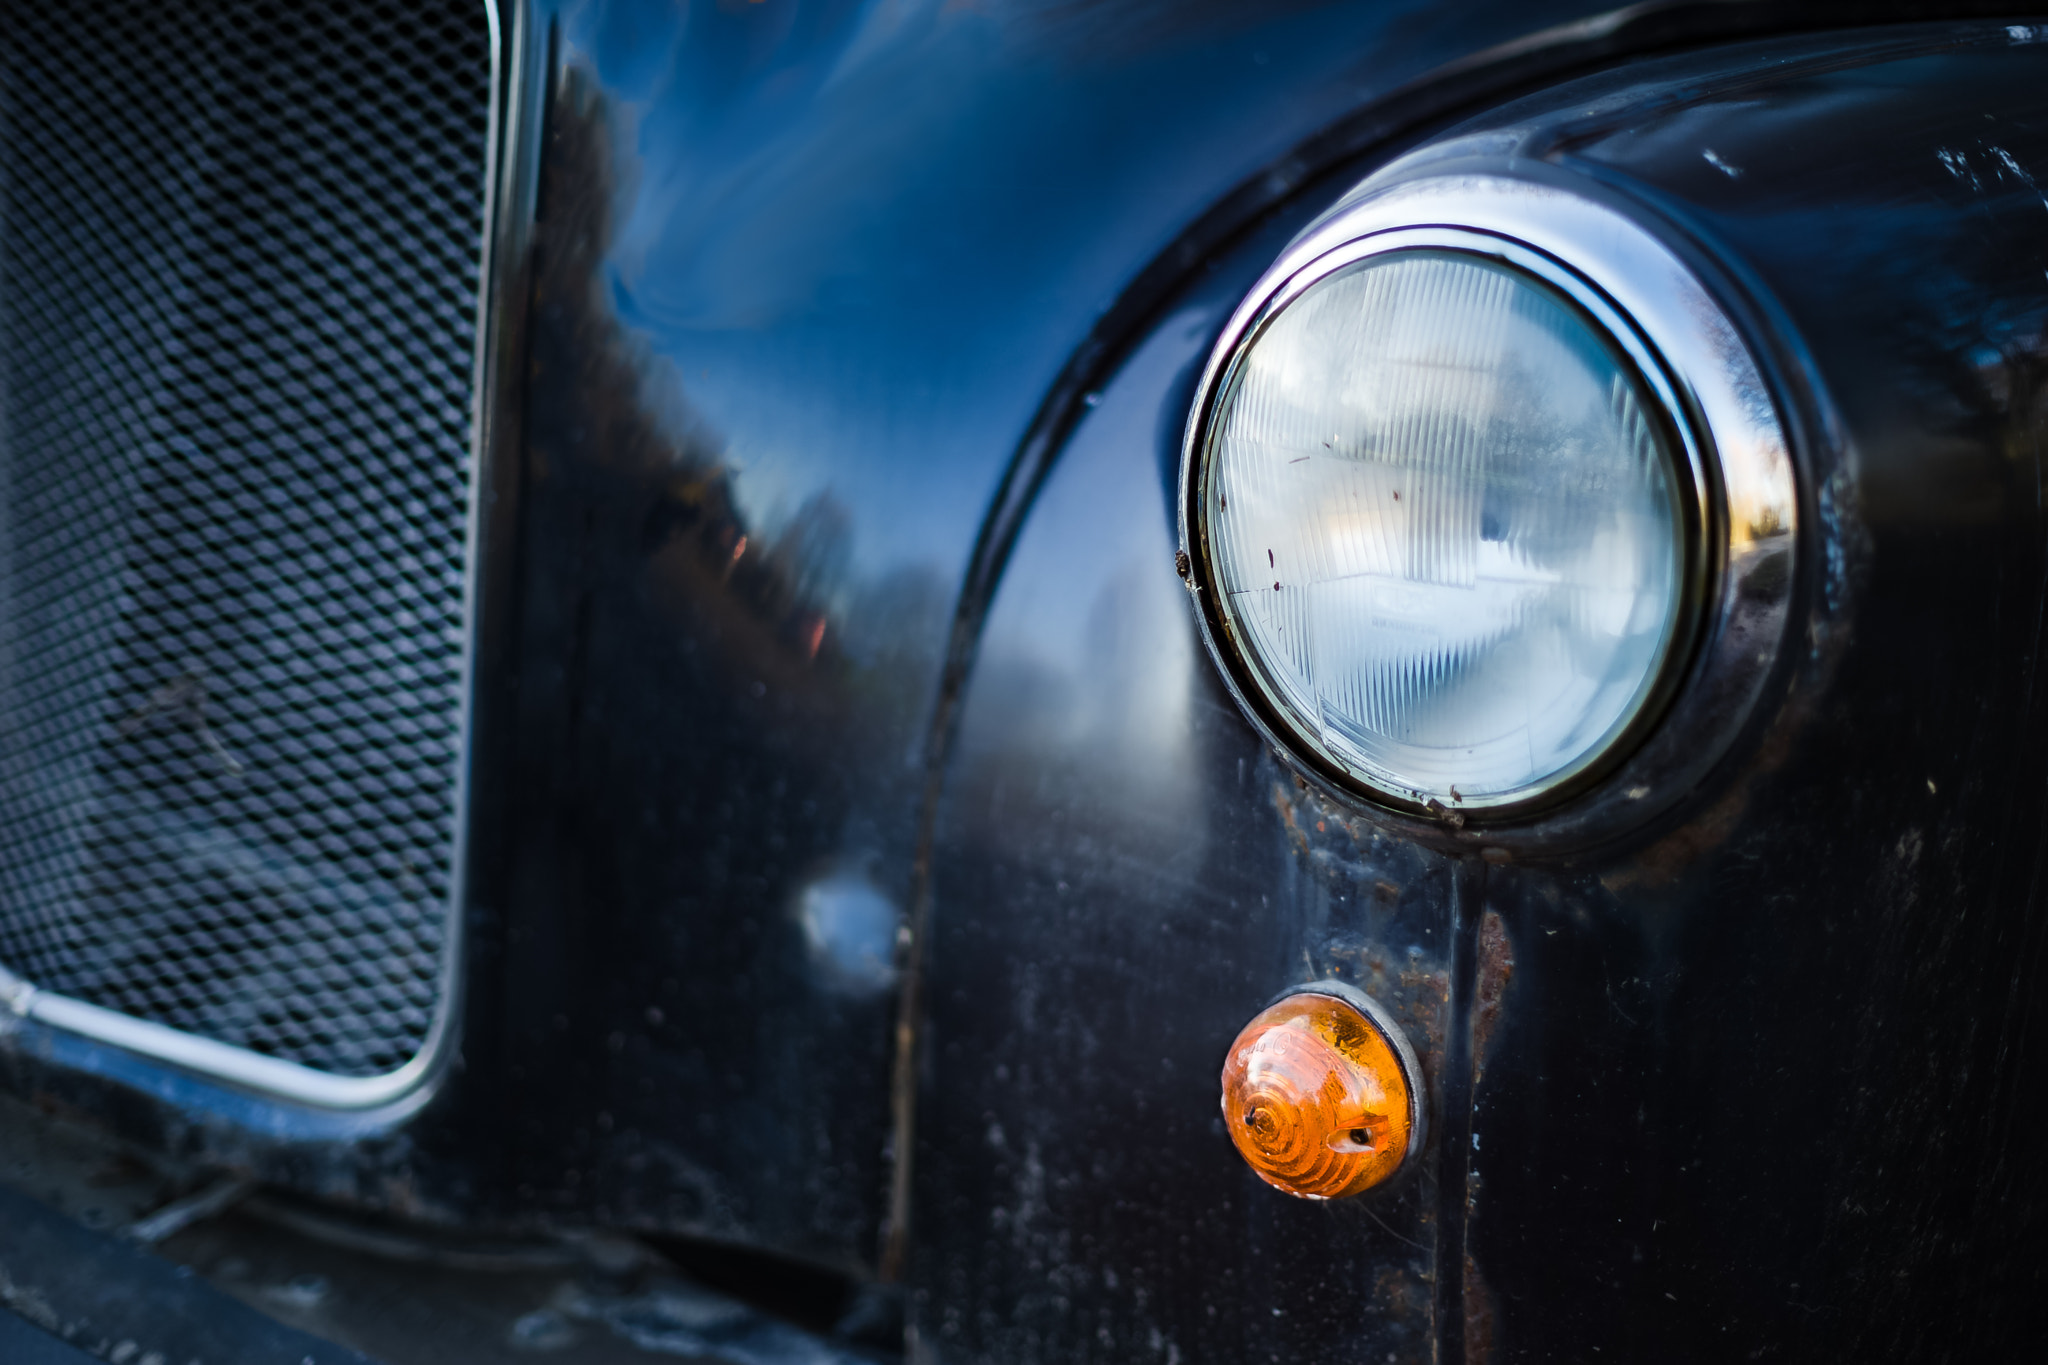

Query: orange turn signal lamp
left=1220, top=983, right=1423, bottom=1199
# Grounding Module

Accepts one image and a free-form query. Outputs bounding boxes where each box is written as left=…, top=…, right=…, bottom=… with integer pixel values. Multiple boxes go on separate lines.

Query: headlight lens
left=1199, top=247, right=1694, bottom=811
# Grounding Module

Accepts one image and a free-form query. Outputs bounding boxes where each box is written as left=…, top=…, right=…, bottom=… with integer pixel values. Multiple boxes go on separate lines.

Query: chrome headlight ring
left=1178, top=173, right=1799, bottom=837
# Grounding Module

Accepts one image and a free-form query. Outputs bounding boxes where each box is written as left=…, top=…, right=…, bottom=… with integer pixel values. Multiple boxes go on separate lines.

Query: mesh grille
left=0, top=0, right=494, bottom=1078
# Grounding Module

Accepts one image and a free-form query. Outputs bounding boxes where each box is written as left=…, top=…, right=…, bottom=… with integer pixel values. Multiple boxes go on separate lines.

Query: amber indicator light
left=1220, top=989, right=1416, bottom=1199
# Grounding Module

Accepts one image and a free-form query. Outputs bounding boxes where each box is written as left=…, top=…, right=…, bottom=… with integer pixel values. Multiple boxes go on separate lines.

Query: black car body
left=1, top=1, right=2046, bottom=1361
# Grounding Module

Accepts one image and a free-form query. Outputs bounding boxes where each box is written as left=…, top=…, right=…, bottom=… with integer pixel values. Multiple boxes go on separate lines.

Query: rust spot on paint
left=1471, top=910, right=1514, bottom=1081
left=1601, top=782, right=1748, bottom=892
left=1370, top=1264, right=1432, bottom=1350
left=1464, top=1251, right=1499, bottom=1364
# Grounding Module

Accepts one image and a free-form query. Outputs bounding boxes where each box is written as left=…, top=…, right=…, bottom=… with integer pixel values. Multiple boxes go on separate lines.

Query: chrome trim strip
left=8, top=0, right=525, bottom=1110
left=29, top=993, right=419, bottom=1108
left=1179, top=172, right=1799, bottom=839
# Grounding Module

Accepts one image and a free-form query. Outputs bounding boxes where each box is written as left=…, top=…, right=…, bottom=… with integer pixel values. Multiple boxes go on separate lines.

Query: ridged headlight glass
left=1200, top=247, right=1694, bottom=811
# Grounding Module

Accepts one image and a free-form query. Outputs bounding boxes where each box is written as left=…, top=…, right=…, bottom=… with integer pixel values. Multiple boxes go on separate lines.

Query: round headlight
left=1187, top=209, right=1734, bottom=817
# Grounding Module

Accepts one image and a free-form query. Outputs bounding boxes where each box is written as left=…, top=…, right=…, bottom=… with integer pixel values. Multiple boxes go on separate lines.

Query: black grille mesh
left=0, top=0, right=494, bottom=1078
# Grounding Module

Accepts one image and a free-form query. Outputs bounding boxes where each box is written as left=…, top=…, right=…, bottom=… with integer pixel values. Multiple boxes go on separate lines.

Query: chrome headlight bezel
left=1178, top=173, right=1799, bottom=833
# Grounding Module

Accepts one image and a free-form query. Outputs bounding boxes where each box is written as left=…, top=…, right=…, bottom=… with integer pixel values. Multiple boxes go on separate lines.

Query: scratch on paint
left=1936, top=147, right=1978, bottom=189
left=1989, top=144, right=2048, bottom=213
left=1938, top=143, right=2048, bottom=213
left=1701, top=148, right=1742, bottom=179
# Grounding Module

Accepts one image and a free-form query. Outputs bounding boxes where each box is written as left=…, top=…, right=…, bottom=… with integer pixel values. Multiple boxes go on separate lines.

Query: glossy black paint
left=440, top=0, right=2015, bottom=1275
left=916, top=19, right=2048, bottom=1363
left=452, top=0, right=2048, bottom=1282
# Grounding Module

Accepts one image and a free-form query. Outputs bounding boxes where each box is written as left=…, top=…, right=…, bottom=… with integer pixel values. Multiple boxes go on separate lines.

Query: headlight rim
left=1194, top=228, right=1714, bottom=817
left=1178, top=171, right=1799, bottom=839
